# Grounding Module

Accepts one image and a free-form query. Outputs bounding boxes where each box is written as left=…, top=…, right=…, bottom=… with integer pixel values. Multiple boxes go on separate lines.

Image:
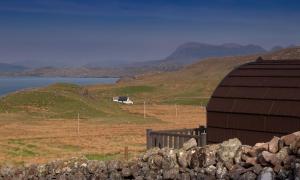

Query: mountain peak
left=164, top=42, right=266, bottom=65
left=221, top=43, right=243, bottom=48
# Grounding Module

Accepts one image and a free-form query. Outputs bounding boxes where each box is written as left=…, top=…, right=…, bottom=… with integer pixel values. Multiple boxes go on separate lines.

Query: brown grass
left=0, top=104, right=206, bottom=165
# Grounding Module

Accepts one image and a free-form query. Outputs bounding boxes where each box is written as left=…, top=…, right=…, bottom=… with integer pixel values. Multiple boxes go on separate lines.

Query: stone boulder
left=182, top=138, right=197, bottom=151
left=268, top=136, right=280, bottom=153
left=217, top=138, right=242, bottom=166
left=257, top=167, right=275, bottom=180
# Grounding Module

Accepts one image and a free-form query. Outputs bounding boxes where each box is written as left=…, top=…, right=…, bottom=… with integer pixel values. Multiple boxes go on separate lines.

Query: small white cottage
left=112, top=96, right=133, bottom=104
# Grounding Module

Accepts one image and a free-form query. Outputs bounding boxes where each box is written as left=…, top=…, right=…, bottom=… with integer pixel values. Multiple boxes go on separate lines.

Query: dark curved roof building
left=206, top=59, right=300, bottom=145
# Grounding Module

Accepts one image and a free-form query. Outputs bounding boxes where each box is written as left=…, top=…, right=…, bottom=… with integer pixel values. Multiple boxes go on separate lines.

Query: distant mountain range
left=156, top=42, right=266, bottom=65
left=0, top=42, right=297, bottom=77
left=126, top=42, right=267, bottom=70
left=0, top=63, right=28, bottom=73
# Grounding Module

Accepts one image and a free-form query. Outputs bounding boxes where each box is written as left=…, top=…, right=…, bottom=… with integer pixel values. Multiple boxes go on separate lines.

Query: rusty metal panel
left=221, top=87, right=268, bottom=99
left=207, top=59, right=300, bottom=145
left=240, top=64, right=300, bottom=69
left=264, top=88, right=300, bottom=100
left=221, top=77, right=300, bottom=87
left=212, top=86, right=232, bottom=97
left=270, top=101, right=300, bottom=117
left=230, top=69, right=300, bottom=77
left=231, top=99, right=272, bottom=114
left=214, top=87, right=300, bottom=101
left=234, top=130, right=284, bottom=145
left=207, top=127, right=286, bottom=145
left=226, top=113, right=265, bottom=131
left=207, top=112, right=228, bottom=127
left=265, top=116, right=300, bottom=133
left=207, top=127, right=231, bottom=143
left=206, top=98, right=234, bottom=112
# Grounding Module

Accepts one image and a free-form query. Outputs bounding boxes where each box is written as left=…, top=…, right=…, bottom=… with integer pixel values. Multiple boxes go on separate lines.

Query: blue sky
left=0, top=0, right=300, bottom=67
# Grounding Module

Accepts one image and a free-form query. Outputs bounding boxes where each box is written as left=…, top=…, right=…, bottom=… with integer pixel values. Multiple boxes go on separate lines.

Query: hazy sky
left=0, top=0, right=300, bottom=67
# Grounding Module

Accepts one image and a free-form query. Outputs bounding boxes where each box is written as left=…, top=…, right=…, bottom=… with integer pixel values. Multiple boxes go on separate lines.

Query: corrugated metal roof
left=207, top=59, right=300, bottom=145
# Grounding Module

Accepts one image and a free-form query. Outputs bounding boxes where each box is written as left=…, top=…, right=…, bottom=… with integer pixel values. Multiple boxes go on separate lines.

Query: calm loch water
left=0, top=77, right=119, bottom=96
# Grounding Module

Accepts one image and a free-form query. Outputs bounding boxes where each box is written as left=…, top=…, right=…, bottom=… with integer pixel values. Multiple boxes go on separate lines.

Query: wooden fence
left=146, top=126, right=206, bottom=149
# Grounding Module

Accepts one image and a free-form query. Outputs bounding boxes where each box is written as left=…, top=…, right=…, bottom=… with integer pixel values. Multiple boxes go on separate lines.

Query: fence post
left=144, top=101, right=146, bottom=119
left=146, top=129, right=152, bottom=149
left=199, top=125, right=207, bottom=146
left=124, top=146, right=129, bottom=161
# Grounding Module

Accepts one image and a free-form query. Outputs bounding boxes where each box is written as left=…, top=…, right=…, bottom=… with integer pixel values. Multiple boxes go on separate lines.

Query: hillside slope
left=8, top=42, right=266, bottom=77
left=112, top=46, right=300, bottom=105
left=0, top=63, right=27, bottom=73
left=1, top=46, right=300, bottom=118
left=0, top=83, right=158, bottom=123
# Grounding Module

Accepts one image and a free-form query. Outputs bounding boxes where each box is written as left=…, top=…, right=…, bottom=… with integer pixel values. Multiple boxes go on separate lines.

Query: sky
left=0, top=0, right=300, bottom=67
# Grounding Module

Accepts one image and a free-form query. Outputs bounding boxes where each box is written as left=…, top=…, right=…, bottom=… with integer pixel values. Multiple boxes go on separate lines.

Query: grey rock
left=228, top=165, right=247, bottom=179
left=180, top=172, right=191, bottom=180
left=87, top=160, right=107, bottom=174
left=261, top=151, right=279, bottom=166
left=277, top=169, right=292, bottom=180
left=143, top=147, right=160, bottom=161
left=251, top=164, right=263, bottom=175
left=268, top=136, right=280, bottom=153
left=107, top=160, right=122, bottom=172
left=177, top=149, right=188, bottom=168
left=204, top=165, right=216, bottom=176
left=276, top=147, right=289, bottom=163
left=145, top=170, right=157, bottom=180
left=295, top=163, right=300, bottom=180
left=183, top=138, right=197, bottom=151
left=186, top=149, right=196, bottom=168
left=135, top=176, right=144, bottom=180
left=121, top=167, right=131, bottom=177
left=281, top=133, right=297, bottom=146
left=148, top=155, right=163, bottom=170
left=217, top=138, right=242, bottom=166
left=162, top=168, right=179, bottom=179
left=161, top=148, right=178, bottom=170
left=239, top=171, right=257, bottom=180
left=216, top=162, right=227, bottom=179
left=254, top=143, right=269, bottom=152
left=196, top=173, right=214, bottom=180
left=234, top=147, right=242, bottom=164
left=109, top=171, right=122, bottom=180
left=190, top=144, right=219, bottom=169
left=257, top=167, right=274, bottom=180
left=290, top=136, right=300, bottom=154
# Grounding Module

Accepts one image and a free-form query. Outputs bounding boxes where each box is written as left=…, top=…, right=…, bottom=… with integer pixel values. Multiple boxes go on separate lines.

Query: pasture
left=0, top=104, right=206, bottom=165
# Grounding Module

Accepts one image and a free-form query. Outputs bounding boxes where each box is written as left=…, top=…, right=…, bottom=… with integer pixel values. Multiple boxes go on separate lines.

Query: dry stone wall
left=1, top=131, right=300, bottom=179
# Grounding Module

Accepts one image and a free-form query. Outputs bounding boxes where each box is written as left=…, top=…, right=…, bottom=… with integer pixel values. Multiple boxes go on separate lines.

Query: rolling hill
left=0, top=63, right=28, bottom=73
left=121, top=42, right=266, bottom=72
left=158, top=42, right=266, bottom=65
left=1, top=46, right=299, bottom=120
left=112, top=46, right=300, bottom=104
left=7, top=42, right=267, bottom=77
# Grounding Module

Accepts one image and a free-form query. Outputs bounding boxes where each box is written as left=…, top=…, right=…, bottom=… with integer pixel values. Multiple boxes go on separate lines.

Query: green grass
left=8, top=139, right=26, bottom=146
left=8, top=147, right=38, bottom=157
left=0, top=83, right=161, bottom=124
left=6, top=139, right=39, bottom=157
left=85, top=153, right=119, bottom=161
left=115, top=85, right=155, bottom=95
left=54, top=144, right=81, bottom=152
left=163, top=98, right=210, bottom=106
left=0, top=84, right=106, bottom=119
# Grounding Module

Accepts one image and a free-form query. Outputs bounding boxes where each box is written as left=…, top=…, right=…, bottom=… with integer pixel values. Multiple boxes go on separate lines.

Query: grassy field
left=0, top=104, right=205, bottom=165
left=0, top=54, right=260, bottom=165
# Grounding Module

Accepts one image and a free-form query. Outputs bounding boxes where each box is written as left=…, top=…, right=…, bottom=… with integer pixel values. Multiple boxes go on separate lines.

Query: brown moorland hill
left=110, top=46, right=300, bottom=105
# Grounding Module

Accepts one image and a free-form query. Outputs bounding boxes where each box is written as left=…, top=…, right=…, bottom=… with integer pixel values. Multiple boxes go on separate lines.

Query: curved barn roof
left=207, top=59, right=300, bottom=145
